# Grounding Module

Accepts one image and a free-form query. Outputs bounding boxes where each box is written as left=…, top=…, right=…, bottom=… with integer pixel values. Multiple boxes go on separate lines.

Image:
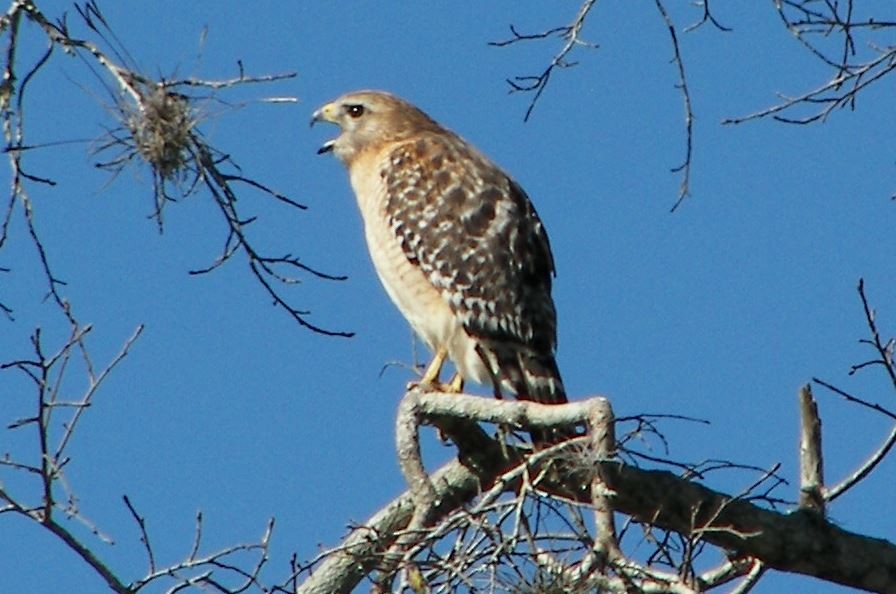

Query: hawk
left=312, top=90, right=566, bottom=409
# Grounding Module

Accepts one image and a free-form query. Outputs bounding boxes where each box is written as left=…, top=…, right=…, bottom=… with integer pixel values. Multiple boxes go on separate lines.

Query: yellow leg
left=419, top=345, right=448, bottom=385
left=447, top=373, right=464, bottom=393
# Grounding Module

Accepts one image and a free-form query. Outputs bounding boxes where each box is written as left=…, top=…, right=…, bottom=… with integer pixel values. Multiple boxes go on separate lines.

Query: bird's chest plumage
left=348, top=153, right=460, bottom=352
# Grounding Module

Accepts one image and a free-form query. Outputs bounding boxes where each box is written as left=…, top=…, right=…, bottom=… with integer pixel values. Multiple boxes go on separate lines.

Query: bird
left=311, top=90, right=568, bottom=418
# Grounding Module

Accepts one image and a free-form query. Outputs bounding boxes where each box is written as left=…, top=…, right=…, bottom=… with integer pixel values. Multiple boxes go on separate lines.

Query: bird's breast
left=348, top=156, right=457, bottom=352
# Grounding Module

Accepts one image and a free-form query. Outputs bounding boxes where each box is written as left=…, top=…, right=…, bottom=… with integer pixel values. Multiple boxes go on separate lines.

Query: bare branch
left=409, top=386, right=601, bottom=431
left=683, top=0, right=733, bottom=33
left=726, top=559, right=766, bottom=594
left=831, top=419, right=896, bottom=506
left=39, top=513, right=133, bottom=594
left=851, top=278, right=896, bottom=390
left=724, top=1, right=896, bottom=126
left=131, top=516, right=274, bottom=593
left=2, top=299, right=271, bottom=594
left=396, top=390, right=439, bottom=520
left=55, top=323, right=144, bottom=460
left=697, top=557, right=760, bottom=591
left=295, top=460, right=487, bottom=594
left=190, top=142, right=353, bottom=337
left=124, top=494, right=156, bottom=573
left=813, top=376, right=896, bottom=504
left=588, top=397, right=621, bottom=563
left=815, top=279, right=896, bottom=503
left=299, top=388, right=896, bottom=593
left=797, top=384, right=825, bottom=513
left=0, top=1, right=347, bottom=336
left=492, top=1, right=702, bottom=209
left=654, top=0, right=695, bottom=211
left=813, top=376, right=896, bottom=421
left=490, top=0, right=598, bottom=121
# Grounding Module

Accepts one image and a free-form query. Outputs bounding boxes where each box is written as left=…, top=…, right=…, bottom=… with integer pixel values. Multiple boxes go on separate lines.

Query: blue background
left=1, top=3, right=894, bottom=592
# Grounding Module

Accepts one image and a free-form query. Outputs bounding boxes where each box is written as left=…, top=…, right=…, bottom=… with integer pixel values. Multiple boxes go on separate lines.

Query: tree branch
left=654, top=0, right=696, bottom=212
left=724, top=1, right=896, bottom=126
left=797, top=384, right=825, bottom=513
left=298, top=391, right=896, bottom=593
left=490, top=0, right=598, bottom=121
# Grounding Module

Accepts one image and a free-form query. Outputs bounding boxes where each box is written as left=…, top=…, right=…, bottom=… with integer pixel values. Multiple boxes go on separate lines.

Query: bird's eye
left=346, top=104, right=365, bottom=118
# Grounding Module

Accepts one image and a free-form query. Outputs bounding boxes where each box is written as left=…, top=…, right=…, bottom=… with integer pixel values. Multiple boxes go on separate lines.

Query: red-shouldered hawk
left=312, top=90, right=566, bottom=408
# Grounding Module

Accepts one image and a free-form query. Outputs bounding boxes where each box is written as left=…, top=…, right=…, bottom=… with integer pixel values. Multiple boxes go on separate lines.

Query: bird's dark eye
left=346, top=104, right=365, bottom=118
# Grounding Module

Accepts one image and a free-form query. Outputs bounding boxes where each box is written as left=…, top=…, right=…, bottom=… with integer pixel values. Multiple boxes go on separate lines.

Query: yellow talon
left=419, top=345, right=448, bottom=385
left=447, top=373, right=464, bottom=393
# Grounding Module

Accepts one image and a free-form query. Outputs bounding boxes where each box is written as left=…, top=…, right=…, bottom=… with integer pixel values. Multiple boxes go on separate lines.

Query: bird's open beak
left=310, top=103, right=338, bottom=155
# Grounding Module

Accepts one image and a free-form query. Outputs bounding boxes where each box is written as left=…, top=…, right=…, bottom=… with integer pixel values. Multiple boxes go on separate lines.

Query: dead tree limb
left=297, top=390, right=896, bottom=594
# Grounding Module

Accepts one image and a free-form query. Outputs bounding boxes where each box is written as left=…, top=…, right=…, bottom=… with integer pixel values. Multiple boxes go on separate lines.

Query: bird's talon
left=408, top=379, right=452, bottom=392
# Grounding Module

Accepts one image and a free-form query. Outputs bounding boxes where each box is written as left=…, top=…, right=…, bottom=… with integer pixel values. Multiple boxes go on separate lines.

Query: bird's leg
left=420, top=350, right=459, bottom=445
left=446, top=373, right=464, bottom=393
left=419, top=345, right=448, bottom=386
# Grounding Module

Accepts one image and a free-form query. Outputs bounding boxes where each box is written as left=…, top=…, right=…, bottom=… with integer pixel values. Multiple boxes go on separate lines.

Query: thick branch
left=300, top=393, right=896, bottom=594
left=297, top=399, right=513, bottom=594
left=295, top=460, right=484, bottom=594
left=598, top=464, right=896, bottom=593
left=798, top=384, right=825, bottom=513
left=588, top=397, right=621, bottom=561
left=40, top=516, right=132, bottom=594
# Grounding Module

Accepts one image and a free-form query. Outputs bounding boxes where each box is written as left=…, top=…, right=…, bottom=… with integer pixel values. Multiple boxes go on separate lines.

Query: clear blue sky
left=2, top=3, right=895, bottom=592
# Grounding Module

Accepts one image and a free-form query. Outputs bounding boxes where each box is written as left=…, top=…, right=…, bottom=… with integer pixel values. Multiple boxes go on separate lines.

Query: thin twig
left=725, top=1, right=896, bottom=126
left=124, top=494, right=156, bottom=573
left=490, top=0, right=598, bottom=121
left=654, top=0, right=695, bottom=211
left=812, top=377, right=896, bottom=421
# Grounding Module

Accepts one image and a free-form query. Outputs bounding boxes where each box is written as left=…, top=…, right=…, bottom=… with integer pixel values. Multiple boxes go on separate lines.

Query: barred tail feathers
left=477, top=344, right=572, bottom=443
left=516, top=351, right=567, bottom=405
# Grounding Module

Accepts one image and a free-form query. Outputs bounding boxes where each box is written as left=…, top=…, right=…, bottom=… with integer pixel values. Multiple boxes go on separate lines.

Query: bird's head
left=311, top=90, right=442, bottom=164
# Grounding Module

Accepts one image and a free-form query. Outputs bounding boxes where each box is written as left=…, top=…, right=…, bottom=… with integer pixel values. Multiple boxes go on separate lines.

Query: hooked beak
left=310, top=103, right=339, bottom=155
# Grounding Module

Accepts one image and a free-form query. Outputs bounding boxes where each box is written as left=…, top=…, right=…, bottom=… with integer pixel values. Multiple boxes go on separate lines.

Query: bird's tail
left=516, top=352, right=579, bottom=444
left=516, top=351, right=567, bottom=405
left=483, top=346, right=577, bottom=444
